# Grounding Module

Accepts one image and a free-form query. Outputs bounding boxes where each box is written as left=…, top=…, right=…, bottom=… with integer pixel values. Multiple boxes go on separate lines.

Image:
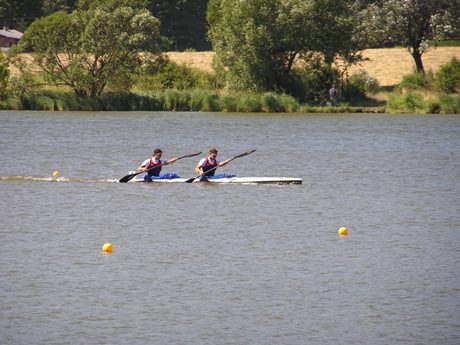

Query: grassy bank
left=0, top=90, right=388, bottom=113
left=2, top=89, right=459, bottom=113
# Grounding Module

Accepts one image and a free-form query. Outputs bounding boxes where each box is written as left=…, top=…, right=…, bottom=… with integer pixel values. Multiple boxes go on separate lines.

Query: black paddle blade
left=179, top=152, right=202, bottom=159
left=119, top=172, right=140, bottom=183
left=234, top=149, right=256, bottom=159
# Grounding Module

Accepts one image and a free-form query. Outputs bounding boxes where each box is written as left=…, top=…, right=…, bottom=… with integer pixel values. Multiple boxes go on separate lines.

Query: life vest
left=201, top=157, right=218, bottom=176
left=146, top=158, right=163, bottom=176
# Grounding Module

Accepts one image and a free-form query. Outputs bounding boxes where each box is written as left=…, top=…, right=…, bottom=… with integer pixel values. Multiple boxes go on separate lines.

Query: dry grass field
left=8, top=47, right=459, bottom=88
left=167, top=47, right=460, bottom=87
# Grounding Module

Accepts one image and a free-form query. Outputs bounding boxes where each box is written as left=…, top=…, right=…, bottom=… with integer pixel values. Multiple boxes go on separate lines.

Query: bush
left=439, top=94, right=460, bottom=114
left=201, top=93, right=219, bottom=112
left=298, top=62, right=339, bottom=104
left=342, top=69, right=380, bottom=101
left=219, top=95, right=238, bottom=112
left=427, top=100, right=441, bottom=114
left=387, top=92, right=426, bottom=113
left=400, top=72, right=432, bottom=90
left=19, top=93, right=55, bottom=110
left=99, top=91, right=140, bottom=111
left=261, top=92, right=282, bottom=112
left=278, top=93, right=300, bottom=112
left=236, top=94, right=262, bottom=112
left=0, top=96, right=21, bottom=110
left=163, top=89, right=191, bottom=111
left=435, top=58, right=460, bottom=93
left=403, top=92, right=426, bottom=111
left=189, top=90, right=207, bottom=111
left=136, top=58, right=221, bottom=91
left=51, top=93, right=79, bottom=111
left=0, top=51, right=9, bottom=98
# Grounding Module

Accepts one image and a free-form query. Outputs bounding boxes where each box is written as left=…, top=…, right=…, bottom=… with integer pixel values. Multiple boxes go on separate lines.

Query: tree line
left=1, top=0, right=459, bottom=101
left=0, top=0, right=211, bottom=50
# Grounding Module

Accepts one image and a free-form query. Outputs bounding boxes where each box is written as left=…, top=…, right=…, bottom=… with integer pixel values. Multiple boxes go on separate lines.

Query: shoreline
left=1, top=88, right=458, bottom=114
left=0, top=90, right=388, bottom=113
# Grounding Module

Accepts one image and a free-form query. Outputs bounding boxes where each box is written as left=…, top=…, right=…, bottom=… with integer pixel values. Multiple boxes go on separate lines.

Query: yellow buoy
left=338, top=227, right=348, bottom=237
left=53, top=170, right=60, bottom=177
left=102, top=243, right=113, bottom=253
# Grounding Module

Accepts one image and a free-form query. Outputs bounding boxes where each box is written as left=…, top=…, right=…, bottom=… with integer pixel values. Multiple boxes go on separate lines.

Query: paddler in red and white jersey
left=138, top=148, right=178, bottom=182
left=194, top=148, right=231, bottom=181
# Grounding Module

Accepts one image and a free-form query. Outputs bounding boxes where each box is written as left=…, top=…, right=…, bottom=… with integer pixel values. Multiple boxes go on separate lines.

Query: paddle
left=185, top=149, right=256, bottom=183
left=119, top=152, right=202, bottom=183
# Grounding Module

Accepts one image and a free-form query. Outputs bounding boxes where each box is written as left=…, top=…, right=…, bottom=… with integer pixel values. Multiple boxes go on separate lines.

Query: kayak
left=128, top=174, right=302, bottom=185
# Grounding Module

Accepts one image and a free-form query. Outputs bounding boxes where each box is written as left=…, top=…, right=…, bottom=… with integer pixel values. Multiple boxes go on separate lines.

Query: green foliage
left=135, top=58, right=221, bottom=91
left=400, top=72, right=433, bottom=90
left=0, top=52, right=9, bottom=98
left=427, top=100, right=441, bottom=114
left=358, top=0, right=459, bottom=73
left=0, top=0, right=44, bottom=31
left=19, top=93, right=55, bottom=110
left=261, top=93, right=282, bottom=113
left=341, top=69, right=380, bottom=101
left=208, top=0, right=358, bottom=95
left=435, top=58, right=460, bottom=93
left=235, top=94, right=263, bottom=113
left=438, top=94, right=460, bottom=114
left=189, top=90, right=219, bottom=112
left=351, top=70, right=380, bottom=94
left=219, top=95, right=238, bottom=112
left=387, top=92, right=426, bottom=113
left=399, top=71, right=435, bottom=90
left=298, top=61, right=339, bottom=104
left=0, top=96, right=21, bottom=110
left=146, top=0, right=211, bottom=51
left=0, top=88, right=387, bottom=113
left=163, top=89, right=190, bottom=111
left=278, top=93, right=300, bottom=112
left=259, top=92, right=300, bottom=112
left=432, top=40, right=460, bottom=47
left=15, top=3, right=164, bottom=97
left=402, top=92, right=426, bottom=112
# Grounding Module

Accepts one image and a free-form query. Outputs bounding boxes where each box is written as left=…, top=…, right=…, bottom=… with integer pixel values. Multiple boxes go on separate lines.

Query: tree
left=42, top=0, right=78, bottom=16
left=0, top=51, right=9, bottom=97
left=358, top=0, right=459, bottom=73
left=146, top=0, right=210, bottom=51
left=15, top=0, right=164, bottom=97
left=0, top=0, right=43, bottom=31
left=208, top=0, right=358, bottom=93
left=0, top=0, right=79, bottom=30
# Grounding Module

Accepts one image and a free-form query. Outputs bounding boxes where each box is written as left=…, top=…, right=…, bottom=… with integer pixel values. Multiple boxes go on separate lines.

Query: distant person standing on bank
left=329, top=84, right=338, bottom=106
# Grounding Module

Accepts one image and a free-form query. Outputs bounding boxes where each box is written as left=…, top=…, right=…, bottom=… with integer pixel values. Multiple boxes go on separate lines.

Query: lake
left=1, top=111, right=459, bottom=345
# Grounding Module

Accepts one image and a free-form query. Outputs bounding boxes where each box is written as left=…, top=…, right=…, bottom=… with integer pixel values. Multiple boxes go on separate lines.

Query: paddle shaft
left=119, top=152, right=202, bottom=183
left=185, top=149, right=256, bottom=183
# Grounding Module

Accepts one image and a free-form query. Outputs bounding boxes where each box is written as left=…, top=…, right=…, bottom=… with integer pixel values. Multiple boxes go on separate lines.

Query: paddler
left=194, top=148, right=231, bottom=181
left=138, top=149, right=178, bottom=182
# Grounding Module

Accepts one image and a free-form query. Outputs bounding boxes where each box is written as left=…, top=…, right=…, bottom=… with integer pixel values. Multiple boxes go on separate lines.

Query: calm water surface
left=1, top=111, right=459, bottom=345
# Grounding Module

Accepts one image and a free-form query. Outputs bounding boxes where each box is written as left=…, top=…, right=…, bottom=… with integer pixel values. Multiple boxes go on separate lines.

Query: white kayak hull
left=130, top=176, right=302, bottom=184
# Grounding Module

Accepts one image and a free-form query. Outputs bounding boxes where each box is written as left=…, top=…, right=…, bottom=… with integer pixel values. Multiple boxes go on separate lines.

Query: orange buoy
left=338, top=227, right=348, bottom=237
left=102, top=243, right=113, bottom=253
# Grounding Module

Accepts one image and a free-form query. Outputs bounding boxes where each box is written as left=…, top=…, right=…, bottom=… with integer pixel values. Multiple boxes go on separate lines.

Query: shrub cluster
left=386, top=58, right=460, bottom=114
left=399, top=58, right=460, bottom=94
left=387, top=92, right=460, bottom=114
left=134, top=58, right=222, bottom=92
